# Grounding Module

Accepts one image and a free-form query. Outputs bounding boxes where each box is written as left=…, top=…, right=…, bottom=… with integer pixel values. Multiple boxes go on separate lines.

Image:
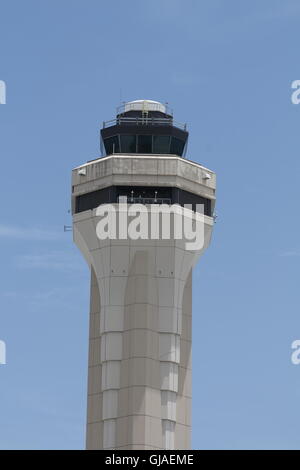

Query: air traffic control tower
left=71, top=100, right=216, bottom=449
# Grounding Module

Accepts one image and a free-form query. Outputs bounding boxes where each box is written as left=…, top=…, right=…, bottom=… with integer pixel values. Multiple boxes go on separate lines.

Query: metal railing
left=102, top=116, right=187, bottom=131
left=118, top=196, right=172, bottom=205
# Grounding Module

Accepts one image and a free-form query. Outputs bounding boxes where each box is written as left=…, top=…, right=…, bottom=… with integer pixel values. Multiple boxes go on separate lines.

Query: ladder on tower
left=141, top=100, right=149, bottom=124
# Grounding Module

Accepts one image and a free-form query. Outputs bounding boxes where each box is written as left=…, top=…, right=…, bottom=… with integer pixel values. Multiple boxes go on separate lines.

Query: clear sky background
left=0, top=0, right=300, bottom=450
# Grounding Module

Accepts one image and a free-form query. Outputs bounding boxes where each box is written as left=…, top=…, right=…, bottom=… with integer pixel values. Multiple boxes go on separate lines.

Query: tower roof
left=124, top=99, right=166, bottom=114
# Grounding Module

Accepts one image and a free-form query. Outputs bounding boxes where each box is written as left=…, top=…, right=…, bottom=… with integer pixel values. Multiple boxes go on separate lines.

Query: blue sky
left=0, top=0, right=300, bottom=449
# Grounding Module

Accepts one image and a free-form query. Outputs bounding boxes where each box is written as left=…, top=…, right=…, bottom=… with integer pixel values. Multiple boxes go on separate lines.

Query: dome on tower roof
left=124, top=99, right=166, bottom=114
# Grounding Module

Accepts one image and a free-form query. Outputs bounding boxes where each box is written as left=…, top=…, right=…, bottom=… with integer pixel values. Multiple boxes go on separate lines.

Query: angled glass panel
left=138, top=135, right=152, bottom=153
left=153, top=135, right=170, bottom=154
left=120, top=135, right=137, bottom=153
left=104, top=135, right=120, bottom=155
left=170, top=137, right=185, bottom=156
